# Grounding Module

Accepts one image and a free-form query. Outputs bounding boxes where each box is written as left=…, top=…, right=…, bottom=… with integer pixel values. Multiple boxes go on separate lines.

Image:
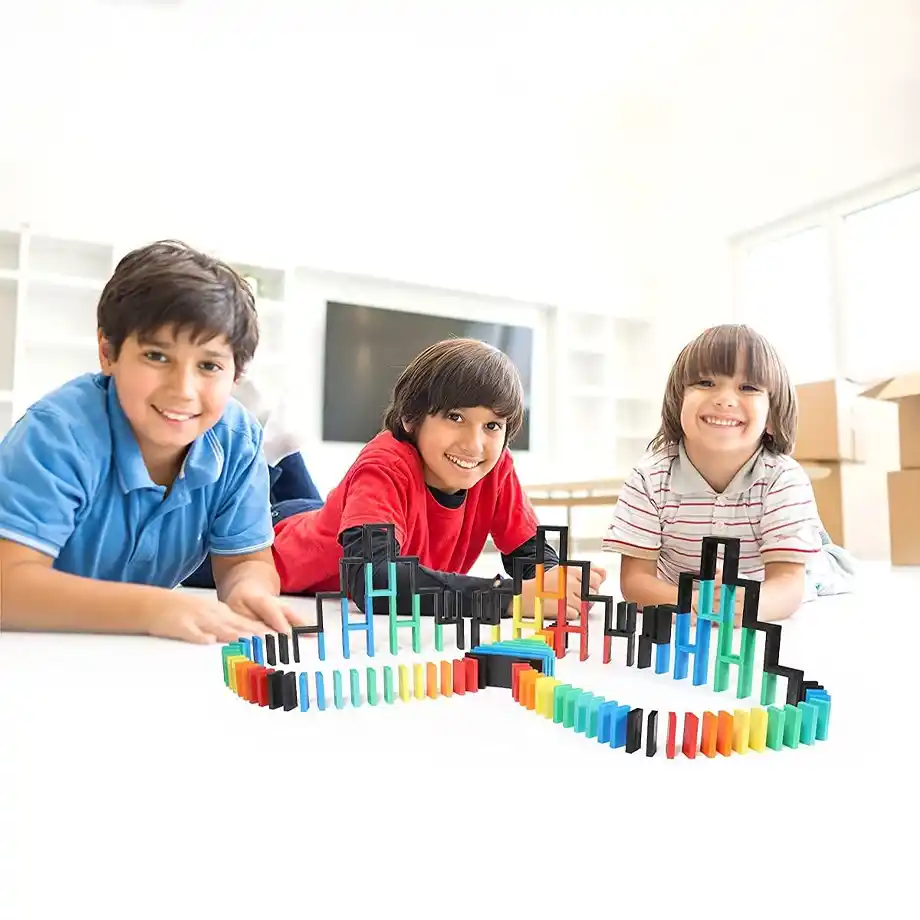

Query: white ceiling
left=2, top=0, right=918, bottom=301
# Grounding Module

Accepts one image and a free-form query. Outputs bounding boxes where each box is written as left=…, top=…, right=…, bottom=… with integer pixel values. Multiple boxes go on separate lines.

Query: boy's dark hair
left=650, top=323, right=797, bottom=455
left=97, top=240, right=259, bottom=376
left=382, top=338, right=526, bottom=445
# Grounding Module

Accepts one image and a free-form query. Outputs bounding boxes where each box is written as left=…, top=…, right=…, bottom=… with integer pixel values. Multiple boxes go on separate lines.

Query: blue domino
left=299, top=672, right=310, bottom=711
left=315, top=671, right=326, bottom=711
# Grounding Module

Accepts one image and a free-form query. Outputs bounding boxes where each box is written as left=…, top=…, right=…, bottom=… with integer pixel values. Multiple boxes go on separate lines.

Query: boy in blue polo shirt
left=0, top=240, right=304, bottom=644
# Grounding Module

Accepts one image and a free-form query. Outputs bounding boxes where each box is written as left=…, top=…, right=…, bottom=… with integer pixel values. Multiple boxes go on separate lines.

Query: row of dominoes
left=222, top=641, right=482, bottom=710
left=511, top=664, right=832, bottom=757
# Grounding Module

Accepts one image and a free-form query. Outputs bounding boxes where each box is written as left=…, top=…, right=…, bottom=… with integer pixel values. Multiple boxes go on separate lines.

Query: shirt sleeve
left=208, top=429, right=275, bottom=556
left=602, top=467, right=662, bottom=560
left=758, top=465, right=824, bottom=565
left=339, top=525, right=508, bottom=617
left=488, top=455, right=542, bottom=554
left=338, top=464, right=411, bottom=546
left=0, top=408, right=94, bottom=558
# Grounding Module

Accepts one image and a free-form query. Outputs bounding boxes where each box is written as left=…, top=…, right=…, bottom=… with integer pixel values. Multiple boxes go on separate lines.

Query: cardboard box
left=887, top=469, right=920, bottom=565
left=812, top=461, right=892, bottom=561
left=861, top=374, right=920, bottom=470
left=793, top=378, right=898, bottom=464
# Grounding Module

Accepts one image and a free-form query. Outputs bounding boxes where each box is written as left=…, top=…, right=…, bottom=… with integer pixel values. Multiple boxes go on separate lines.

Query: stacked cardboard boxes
left=860, top=375, right=920, bottom=566
left=792, top=379, right=899, bottom=561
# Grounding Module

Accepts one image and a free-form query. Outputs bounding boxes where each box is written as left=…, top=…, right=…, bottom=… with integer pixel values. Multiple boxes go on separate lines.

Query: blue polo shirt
left=0, top=373, right=274, bottom=587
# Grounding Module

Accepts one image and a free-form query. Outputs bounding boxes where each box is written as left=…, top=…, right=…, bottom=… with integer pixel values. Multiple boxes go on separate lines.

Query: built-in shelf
left=0, top=224, right=663, bottom=481
left=0, top=225, right=295, bottom=436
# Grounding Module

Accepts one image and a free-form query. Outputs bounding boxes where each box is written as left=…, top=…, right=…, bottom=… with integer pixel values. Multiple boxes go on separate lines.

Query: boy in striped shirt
left=604, top=324, right=855, bottom=624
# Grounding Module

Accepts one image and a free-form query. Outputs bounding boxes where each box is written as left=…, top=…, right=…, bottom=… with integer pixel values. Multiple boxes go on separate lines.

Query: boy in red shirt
left=272, top=338, right=605, bottom=618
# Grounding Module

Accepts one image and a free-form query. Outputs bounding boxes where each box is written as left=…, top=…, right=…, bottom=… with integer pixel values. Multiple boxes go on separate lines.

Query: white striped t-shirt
left=603, top=442, right=825, bottom=589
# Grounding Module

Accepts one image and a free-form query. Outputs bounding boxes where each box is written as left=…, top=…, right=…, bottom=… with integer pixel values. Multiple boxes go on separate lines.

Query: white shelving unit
left=0, top=225, right=295, bottom=439
left=548, top=306, right=660, bottom=479
left=0, top=223, right=663, bottom=484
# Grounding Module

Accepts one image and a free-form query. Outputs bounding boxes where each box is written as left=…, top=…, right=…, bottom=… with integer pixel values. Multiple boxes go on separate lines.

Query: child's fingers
left=189, top=621, right=227, bottom=644
left=224, top=608, right=277, bottom=640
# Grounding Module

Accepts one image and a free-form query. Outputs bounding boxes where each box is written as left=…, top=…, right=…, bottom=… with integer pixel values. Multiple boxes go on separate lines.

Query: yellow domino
left=535, top=676, right=561, bottom=718
left=413, top=663, right=425, bottom=700
left=398, top=664, right=410, bottom=702
left=749, top=708, right=768, bottom=752
left=732, top=708, right=750, bottom=754
left=226, top=656, right=247, bottom=693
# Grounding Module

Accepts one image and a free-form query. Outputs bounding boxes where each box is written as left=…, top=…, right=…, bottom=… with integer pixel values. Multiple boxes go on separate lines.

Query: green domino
left=574, top=693, right=595, bottom=734
left=333, top=670, right=344, bottom=709
left=383, top=666, right=394, bottom=704
left=797, top=701, right=818, bottom=745
left=766, top=706, right=786, bottom=750
left=222, top=643, right=244, bottom=684
left=811, top=697, right=831, bottom=740
left=367, top=668, right=378, bottom=706
left=587, top=696, right=606, bottom=739
left=760, top=670, right=778, bottom=707
left=553, top=684, right=573, bottom=724
left=783, top=703, right=802, bottom=749
left=349, top=668, right=361, bottom=707
left=713, top=626, right=756, bottom=698
left=563, top=689, right=584, bottom=729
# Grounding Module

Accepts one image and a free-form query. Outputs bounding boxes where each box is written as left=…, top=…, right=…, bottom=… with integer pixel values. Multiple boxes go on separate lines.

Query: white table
left=0, top=579, right=912, bottom=918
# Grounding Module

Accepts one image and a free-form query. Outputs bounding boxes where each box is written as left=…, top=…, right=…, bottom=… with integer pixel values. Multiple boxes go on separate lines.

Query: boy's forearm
left=214, top=557, right=280, bottom=601
left=1, top=561, right=165, bottom=634
left=621, top=572, right=680, bottom=609
left=749, top=576, right=802, bottom=622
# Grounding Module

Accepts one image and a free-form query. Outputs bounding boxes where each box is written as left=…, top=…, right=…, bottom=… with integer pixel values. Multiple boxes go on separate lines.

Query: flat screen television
left=322, top=301, right=533, bottom=450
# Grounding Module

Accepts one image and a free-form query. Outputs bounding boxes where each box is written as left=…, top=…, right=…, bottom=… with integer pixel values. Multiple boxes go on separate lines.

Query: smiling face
left=99, top=325, right=237, bottom=484
left=680, top=371, right=772, bottom=465
left=410, top=406, right=507, bottom=493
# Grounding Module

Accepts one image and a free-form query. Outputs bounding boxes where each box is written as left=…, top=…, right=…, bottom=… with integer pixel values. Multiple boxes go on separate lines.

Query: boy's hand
left=224, top=584, right=305, bottom=635
left=146, top=593, right=275, bottom=645
left=518, top=564, right=607, bottom=621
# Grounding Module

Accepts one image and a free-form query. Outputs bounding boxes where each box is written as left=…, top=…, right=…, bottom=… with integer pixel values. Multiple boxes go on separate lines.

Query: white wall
left=4, top=0, right=919, bottom=487
left=0, top=0, right=661, bottom=309
left=627, top=0, right=920, bottom=360
left=254, top=268, right=552, bottom=493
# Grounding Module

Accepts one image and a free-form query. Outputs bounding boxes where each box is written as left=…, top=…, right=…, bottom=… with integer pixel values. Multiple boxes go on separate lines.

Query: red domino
left=666, top=711, right=677, bottom=759
left=464, top=657, right=479, bottom=693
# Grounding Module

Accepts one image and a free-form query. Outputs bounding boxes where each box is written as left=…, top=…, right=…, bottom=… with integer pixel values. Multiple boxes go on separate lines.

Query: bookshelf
left=0, top=225, right=295, bottom=438
left=0, top=223, right=662, bottom=482
left=548, top=307, right=659, bottom=479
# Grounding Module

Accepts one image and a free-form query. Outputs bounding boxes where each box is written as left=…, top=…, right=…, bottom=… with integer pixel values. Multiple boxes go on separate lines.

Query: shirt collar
left=669, top=440, right=767, bottom=496
left=107, top=375, right=224, bottom=493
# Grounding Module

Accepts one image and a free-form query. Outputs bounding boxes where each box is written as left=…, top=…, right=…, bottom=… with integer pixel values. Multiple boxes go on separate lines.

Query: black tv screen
left=322, top=301, right=533, bottom=449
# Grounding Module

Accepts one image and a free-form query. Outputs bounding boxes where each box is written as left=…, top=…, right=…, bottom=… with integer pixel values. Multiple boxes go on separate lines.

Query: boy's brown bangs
left=679, top=325, right=781, bottom=394
left=426, top=356, right=523, bottom=428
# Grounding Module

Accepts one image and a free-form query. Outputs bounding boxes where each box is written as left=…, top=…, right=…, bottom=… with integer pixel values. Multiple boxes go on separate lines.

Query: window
left=737, top=226, right=836, bottom=383
left=841, top=188, right=920, bottom=381
left=733, top=173, right=920, bottom=385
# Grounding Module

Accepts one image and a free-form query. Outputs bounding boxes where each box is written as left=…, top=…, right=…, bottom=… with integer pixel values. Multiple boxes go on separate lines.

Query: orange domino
left=452, top=659, right=466, bottom=694
left=440, top=660, right=453, bottom=696
left=519, top=668, right=540, bottom=709
left=426, top=662, right=438, bottom=699
left=700, top=711, right=718, bottom=758
left=716, top=711, right=733, bottom=756
left=235, top=660, right=255, bottom=701
left=233, top=659, right=254, bottom=699
left=511, top=662, right=531, bottom=701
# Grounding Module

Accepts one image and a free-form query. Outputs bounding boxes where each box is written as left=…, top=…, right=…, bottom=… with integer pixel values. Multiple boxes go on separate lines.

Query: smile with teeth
left=702, top=416, right=743, bottom=427
left=155, top=406, right=199, bottom=422
left=446, top=453, right=481, bottom=470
